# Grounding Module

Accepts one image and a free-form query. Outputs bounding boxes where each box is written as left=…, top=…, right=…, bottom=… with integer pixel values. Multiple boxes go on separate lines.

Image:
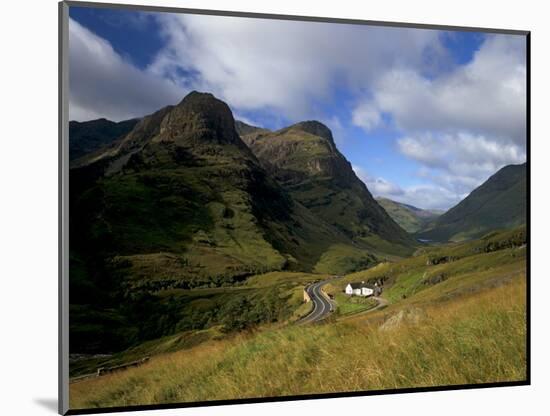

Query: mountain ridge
left=72, top=93, right=410, bottom=300
left=67, top=91, right=526, bottom=361
left=69, top=92, right=356, bottom=352
left=238, top=119, right=414, bottom=255
left=376, top=197, right=443, bottom=233
left=69, top=117, right=139, bottom=162
left=416, top=163, right=526, bottom=242
left=69, top=92, right=420, bottom=295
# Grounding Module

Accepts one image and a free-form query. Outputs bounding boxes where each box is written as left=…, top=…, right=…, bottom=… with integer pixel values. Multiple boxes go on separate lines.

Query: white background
left=1, top=0, right=548, bottom=415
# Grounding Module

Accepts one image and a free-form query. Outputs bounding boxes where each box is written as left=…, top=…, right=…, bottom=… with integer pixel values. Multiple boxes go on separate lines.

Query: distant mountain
left=238, top=120, right=414, bottom=257
left=376, top=198, right=443, bottom=233
left=69, top=118, right=139, bottom=161
left=234, top=120, right=269, bottom=137
left=416, top=163, right=527, bottom=242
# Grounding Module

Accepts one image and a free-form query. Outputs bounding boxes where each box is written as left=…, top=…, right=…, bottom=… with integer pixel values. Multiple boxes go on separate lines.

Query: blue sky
left=68, top=6, right=527, bottom=210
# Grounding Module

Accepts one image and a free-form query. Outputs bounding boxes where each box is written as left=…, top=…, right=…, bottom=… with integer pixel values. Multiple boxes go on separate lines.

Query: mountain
left=68, top=92, right=422, bottom=354
left=376, top=198, right=443, bottom=233
left=69, top=118, right=139, bottom=161
left=70, top=92, right=404, bottom=352
left=416, top=163, right=527, bottom=242
left=234, top=120, right=269, bottom=137
left=72, top=93, right=332, bottom=278
left=238, top=120, right=414, bottom=257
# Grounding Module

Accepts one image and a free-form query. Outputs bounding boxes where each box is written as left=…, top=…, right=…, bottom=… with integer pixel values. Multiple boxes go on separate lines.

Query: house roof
left=348, top=282, right=375, bottom=290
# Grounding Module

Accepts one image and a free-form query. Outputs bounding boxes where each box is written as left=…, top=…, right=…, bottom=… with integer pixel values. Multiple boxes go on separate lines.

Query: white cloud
left=353, top=166, right=404, bottom=197
left=353, top=34, right=526, bottom=146
left=149, top=14, right=445, bottom=120
left=395, top=185, right=462, bottom=211
left=350, top=34, right=526, bottom=208
left=397, top=132, right=525, bottom=195
left=351, top=101, right=382, bottom=131
left=353, top=165, right=460, bottom=210
left=69, top=14, right=526, bottom=210
left=359, top=129, right=526, bottom=209
left=69, top=18, right=185, bottom=121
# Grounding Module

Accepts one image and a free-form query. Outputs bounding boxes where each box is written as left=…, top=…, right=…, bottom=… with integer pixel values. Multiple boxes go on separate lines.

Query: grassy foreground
left=70, top=275, right=526, bottom=409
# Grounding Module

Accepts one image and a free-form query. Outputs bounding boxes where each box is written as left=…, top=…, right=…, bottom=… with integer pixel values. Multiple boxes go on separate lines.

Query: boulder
left=379, top=307, right=425, bottom=332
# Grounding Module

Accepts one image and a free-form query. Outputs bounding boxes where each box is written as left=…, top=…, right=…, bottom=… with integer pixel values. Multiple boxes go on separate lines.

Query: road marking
left=300, top=279, right=334, bottom=324
left=316, top=283, right=326, bottom=319
left=304, top=284, right=318, bottom=323
left=312, top=285, right=320, bottom=321
left=315, top=282, right=325, bottom=319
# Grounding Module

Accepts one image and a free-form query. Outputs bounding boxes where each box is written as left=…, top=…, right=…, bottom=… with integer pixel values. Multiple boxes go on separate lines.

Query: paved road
left=299, top=279, right=335, bottom=324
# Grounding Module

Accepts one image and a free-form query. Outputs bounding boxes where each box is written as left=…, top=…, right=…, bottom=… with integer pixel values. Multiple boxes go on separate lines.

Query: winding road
left=299, top=279, right=335, bottom=324
left=299, top=279, right=390, bottom=324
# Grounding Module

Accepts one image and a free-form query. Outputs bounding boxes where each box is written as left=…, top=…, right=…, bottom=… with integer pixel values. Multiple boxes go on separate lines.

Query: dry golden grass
left=70, top=275, right=526, bottom=410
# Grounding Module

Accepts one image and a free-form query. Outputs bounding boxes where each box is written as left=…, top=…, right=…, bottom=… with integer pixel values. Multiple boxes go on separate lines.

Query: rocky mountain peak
left=284, top=120, right=336, bottom=147
left=158, top=91, right=241, bottom=145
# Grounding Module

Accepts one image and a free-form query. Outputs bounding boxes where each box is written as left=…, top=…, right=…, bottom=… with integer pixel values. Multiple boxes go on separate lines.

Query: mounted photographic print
left=58, top=1, right=530, bottom=414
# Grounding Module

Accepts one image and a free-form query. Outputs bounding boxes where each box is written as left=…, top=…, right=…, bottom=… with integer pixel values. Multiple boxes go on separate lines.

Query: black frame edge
left=66, top=380, right=529, bottom=415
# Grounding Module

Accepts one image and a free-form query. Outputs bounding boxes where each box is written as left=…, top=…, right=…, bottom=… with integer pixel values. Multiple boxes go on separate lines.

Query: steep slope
left=416, top=163, right=527, bottom=242
left=235, top=120, right=270, bottom=137
left=69, top=92, right=376, bottom=353
left=69, top=118, right=139, bottom=161
left=71, top=93, right=370, bottom=277
left=376, top=197, right=443, bottom=233
left=240, top=120, right=415, bottom=257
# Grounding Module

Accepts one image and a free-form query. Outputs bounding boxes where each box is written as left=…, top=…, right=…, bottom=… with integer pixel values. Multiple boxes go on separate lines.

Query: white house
left=345, top=281, right=377, bottom=297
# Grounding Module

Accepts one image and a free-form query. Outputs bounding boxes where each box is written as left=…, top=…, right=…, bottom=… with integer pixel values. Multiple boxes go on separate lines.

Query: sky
left=68, top=6, right=527, bottom=210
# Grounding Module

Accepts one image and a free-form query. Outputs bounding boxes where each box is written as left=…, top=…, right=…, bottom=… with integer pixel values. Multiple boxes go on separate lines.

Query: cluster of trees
left=173, top=288, right=289, bottom=334
left=121, top=269, right=269, bottom=293
left=426, top=255, right=457, bottom=266
left=220, top=289, right=287, bottom=332
left=70, top=243, right=294, bottom=355
left=73, top=283, right=293, bottom=355
left=478, top=231, right=526, bottom=253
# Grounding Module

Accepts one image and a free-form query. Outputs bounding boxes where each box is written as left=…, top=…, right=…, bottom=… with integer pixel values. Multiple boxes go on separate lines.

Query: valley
left=69, top=226, right=526, bottom=408
left=67, top=91, right=527, bottom=410
left=376, top=198, right=443, bottom=233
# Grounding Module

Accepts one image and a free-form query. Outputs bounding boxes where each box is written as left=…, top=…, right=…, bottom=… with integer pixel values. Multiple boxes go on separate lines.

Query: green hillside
left=70, top=227, right=526, bottom=409
left=376, top=197, right=442, bottom=233
left=69, top=270, right=326, bottom=377
left=234, top=120, right=269, bottom=137
left=69, top=92, right=403, bottom=355
left=68, top=93, right=526, bottom=406
left=239, top=120, right=414, bottom=257
left=69, top=118, right=138, bottom=162
left=416, top=164, right=526, bottom=242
